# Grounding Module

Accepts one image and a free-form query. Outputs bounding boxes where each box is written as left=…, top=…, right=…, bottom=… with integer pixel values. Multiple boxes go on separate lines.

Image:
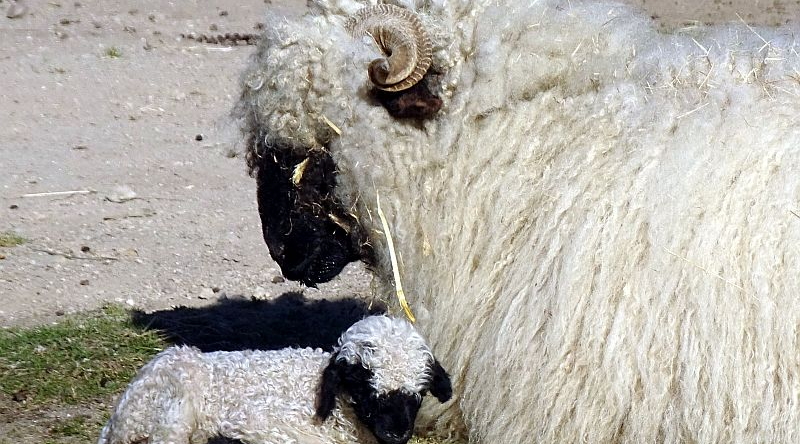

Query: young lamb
left=97, top=315, right=452, bottom=444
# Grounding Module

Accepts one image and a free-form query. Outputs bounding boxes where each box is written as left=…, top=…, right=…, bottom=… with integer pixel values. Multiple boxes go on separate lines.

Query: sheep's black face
left=252, top=141, right=369, bottom=287
left=316, top=361, right=425, bottom=444
left=351, top=389, right=422, bottom=444
left=315, top=344, right=453, bottom=444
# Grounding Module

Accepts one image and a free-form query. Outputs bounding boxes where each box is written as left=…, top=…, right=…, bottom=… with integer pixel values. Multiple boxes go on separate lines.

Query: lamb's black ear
left=315, top=356, right=342, bottom=421
left=430, top=358, right=453, bottom=403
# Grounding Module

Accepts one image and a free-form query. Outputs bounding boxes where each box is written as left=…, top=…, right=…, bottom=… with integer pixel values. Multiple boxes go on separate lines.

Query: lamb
left=98, top=315, right=453, bottom=444
left=236, top=0, right=800, bottom=442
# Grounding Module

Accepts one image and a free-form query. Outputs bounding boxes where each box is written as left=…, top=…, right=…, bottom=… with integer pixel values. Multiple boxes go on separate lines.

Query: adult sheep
left=236, top=0, right=800, bottom=442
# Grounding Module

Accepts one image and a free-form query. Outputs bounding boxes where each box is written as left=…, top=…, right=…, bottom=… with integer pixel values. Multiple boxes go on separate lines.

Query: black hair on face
left=371, top=77, right=443, bottom=120
left=252, top=143, right=365, bottom=287
left=316, top=348, right=454, bottom=444
left=429, top=359, right=453, bottom=403
left=316, top=359, right=423, bottom=444
left=353, top=390, right=422, bottom=444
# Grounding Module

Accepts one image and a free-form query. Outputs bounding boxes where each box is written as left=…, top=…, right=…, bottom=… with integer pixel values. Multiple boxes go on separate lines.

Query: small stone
left=147, top=13, right=155, bottom=22
left=211, top=286, right=221, bottom=293
left=194, top=134, right=203, bottom=141
left=9, top=204, right=18, bottom=209
left=218, top=10, right=228, bottom=16
left=0, top=254, right=6, bottom=260
left=79, top=279, right=89, bottom=286
left=209, top=23, right=218, bottom=31
left=253, top=286, right=268, bottom=299
left=72, top=144, right=88, bottom=150
left=105, top=185, right=137, bottom=203
left=80, top=246, right=90, bottom=252
left=271, top=275, right=285, bottom=284
left=198, top=287, right=214, bottom=300
left=6, top=1, right=27, bottom=19
left=55, top=309, right=65, bottom=316
left=12, top=390, right=29, bottom=403
left=125, top=299, right=135, bottom=306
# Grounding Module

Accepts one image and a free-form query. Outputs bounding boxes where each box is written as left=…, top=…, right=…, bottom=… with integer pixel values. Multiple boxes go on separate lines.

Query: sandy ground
left=1, top=0, right=798, bottom=329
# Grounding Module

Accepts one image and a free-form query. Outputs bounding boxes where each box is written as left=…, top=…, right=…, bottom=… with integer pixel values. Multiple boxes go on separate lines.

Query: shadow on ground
left=131, top=291, right=386, bottom=352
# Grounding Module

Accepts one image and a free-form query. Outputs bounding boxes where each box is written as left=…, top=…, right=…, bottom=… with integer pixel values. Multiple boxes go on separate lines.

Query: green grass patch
left=0, top=304, right=165, bottom=409
left=104, top=47, right=122, bottom=58
left=0, top=231, right=26, bottom=248
left=48, top=414, right=98, bottom=440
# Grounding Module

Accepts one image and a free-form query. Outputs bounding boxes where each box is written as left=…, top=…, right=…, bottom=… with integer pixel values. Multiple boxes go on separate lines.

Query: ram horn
left=346, top=4, right=432, bottom=92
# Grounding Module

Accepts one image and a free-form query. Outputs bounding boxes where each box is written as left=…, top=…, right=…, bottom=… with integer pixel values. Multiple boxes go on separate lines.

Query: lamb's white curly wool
left=336, top=312, right=433, bottom=394
left=98, top=346, right=371, bottom=444
left=237, top=0, right=800, bottom=442
left=98, top=315, right=438, bottom=444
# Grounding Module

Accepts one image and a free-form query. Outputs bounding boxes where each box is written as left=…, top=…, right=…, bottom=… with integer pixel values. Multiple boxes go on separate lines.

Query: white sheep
left=236, top=0, right=800, bottom=442
left=98, top=315, right=453, bottom=444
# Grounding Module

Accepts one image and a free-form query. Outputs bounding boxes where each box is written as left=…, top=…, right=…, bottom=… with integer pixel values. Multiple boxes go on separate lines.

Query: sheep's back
left=197, top=348, right=376, bottom=444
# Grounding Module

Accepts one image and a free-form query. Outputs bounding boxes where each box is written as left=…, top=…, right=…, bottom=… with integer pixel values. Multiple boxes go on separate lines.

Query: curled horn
left=346, top=4, right=432, bottom=92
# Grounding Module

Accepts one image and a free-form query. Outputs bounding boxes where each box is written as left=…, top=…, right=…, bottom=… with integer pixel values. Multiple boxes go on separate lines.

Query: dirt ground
left=0, top=0, right=798, bottom=328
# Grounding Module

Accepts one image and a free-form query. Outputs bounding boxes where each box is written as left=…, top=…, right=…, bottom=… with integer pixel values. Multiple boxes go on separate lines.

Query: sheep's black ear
left=430, top=358, right=453, bottom=403
left=315, top=356, right=342, bottom=421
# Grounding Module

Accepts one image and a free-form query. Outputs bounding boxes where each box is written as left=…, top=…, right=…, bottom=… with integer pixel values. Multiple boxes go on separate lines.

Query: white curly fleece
left=98, top=315, right=436, bottom=444
left=336, top=315, right=434, bottom=395
left=236, top=0, right=800, bottom=442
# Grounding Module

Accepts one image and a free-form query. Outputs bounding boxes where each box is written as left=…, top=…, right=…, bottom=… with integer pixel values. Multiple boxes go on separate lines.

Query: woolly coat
left=99, top=315, right=442, bottom=444
left=98, top=346, right=376, bottom=444
left=237, top=0, right=800, bottom=442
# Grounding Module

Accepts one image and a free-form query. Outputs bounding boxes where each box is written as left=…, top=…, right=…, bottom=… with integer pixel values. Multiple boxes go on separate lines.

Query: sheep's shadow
left=131, top=291, right=386, bottom=352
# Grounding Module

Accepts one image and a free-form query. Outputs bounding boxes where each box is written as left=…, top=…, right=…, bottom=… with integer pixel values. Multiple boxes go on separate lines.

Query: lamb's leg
left=146, top=398, right=196, bottom=444
left=149, top=427, right=192, bottom=444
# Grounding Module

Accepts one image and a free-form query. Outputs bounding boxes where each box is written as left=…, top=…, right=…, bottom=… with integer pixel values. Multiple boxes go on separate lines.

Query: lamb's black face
left=340, top=365, right=422, bottom=444
left=316, top=358, right=452, bottom=444
left=351, top=389, right=422, bottom=444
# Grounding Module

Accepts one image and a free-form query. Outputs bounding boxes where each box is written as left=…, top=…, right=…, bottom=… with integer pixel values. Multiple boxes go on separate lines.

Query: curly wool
left=98, top=315, right=436, bottom=444
left=336, top=313, right=434, bottom=394
left=237, top=0, right=800, bottom=443
left=98, top=347, right=372, bottom=444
